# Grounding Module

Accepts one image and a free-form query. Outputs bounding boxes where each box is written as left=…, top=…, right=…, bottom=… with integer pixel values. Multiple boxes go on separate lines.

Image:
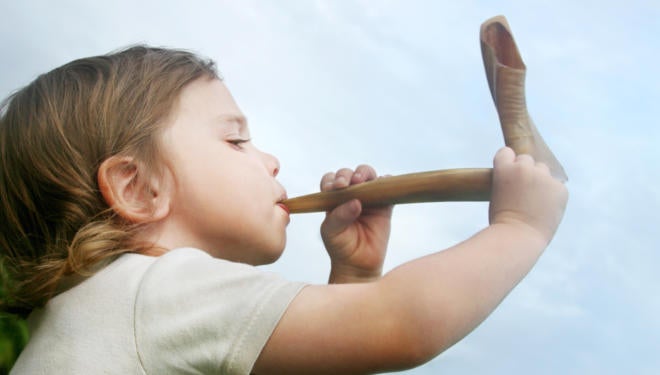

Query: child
left=0, top=46, right=567, bottom=374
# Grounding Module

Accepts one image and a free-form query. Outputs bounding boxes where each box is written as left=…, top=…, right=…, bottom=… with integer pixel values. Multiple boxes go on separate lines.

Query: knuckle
left=356, top=164, right=376, bottom=178
left=337, top=168, right=353, bottom=176
left=320, top=172, right=336, bottom=190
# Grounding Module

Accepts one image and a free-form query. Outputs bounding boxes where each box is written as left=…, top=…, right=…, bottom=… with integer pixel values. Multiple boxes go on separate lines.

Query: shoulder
left=135, top=247, right=305, bottom=325
left=134, top=247, right=305, bottom=374
left=137, top=247, right=301, bottom=297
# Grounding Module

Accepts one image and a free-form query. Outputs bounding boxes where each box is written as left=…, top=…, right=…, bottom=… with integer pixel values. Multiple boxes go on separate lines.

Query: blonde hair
left=0, top=45, right=218, bottom=315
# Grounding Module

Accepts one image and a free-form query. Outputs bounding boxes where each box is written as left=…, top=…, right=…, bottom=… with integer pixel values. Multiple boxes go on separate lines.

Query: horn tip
left=481, top=15, right=511, bottom=31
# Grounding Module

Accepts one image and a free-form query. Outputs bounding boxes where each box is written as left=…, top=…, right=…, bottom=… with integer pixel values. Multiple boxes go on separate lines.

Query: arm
left=253, top=148, right=568, bottom=374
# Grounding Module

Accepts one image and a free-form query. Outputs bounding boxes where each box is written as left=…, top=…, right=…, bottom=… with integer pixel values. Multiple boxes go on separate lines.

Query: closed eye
left=227, top=138, right=251, bottom=149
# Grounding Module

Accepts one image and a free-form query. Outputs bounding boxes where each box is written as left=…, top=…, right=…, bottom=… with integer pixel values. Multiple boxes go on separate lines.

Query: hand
left=320, top=165, right=394, bottom=283
left=489, top=147, right=569, bottom=244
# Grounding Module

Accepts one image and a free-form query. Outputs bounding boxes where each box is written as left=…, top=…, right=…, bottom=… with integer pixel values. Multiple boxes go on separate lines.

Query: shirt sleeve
left=133, top=248, right=305, bottom=375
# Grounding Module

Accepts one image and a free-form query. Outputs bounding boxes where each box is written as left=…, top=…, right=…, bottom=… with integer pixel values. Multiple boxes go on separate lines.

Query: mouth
left=277, top=202, right=290, bottom=215
left=277, top=193, right=290, bottom=215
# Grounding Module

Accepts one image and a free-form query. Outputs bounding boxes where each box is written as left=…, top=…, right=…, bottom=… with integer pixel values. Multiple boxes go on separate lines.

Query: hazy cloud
left=2, top=1, right=658, bottom=373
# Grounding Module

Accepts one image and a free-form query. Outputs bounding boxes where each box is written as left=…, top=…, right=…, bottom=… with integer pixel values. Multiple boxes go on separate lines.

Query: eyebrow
left=215, top=114, right=249, bottom=134
left=216, top=114, right=247, bottom=127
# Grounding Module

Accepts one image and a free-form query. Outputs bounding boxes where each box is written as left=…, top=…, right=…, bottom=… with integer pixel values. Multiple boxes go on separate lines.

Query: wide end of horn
left=480, top=16, right=525, bottom=70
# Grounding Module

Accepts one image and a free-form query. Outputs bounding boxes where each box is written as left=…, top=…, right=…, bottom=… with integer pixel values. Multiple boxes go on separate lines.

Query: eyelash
left=227, top=138, right=251, bottom=149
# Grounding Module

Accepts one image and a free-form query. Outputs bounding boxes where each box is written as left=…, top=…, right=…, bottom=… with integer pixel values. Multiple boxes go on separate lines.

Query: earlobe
left=97, top=156, right=170, bottom=223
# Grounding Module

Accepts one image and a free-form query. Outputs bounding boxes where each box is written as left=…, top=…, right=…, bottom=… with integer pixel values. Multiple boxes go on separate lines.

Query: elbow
left=392, top=320, right=452, bottom=370
left=377, top=292, right=454, bottom=370
left=374, top=327, right=447, bottom=372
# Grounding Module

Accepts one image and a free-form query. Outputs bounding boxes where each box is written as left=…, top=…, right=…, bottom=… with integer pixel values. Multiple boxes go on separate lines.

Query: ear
left=97, top=156, right=170, bottom=223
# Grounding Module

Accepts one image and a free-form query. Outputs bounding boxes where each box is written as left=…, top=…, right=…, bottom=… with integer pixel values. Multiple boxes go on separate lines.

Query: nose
left=262, top=151, right=280, bottom=177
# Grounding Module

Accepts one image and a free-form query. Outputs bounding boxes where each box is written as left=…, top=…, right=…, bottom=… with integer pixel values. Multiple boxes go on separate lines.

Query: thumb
left=321, top=199, right=362, bottom=238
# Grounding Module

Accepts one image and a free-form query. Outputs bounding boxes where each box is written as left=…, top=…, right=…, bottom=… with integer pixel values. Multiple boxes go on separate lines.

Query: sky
left=1, top=1, right=658, bottom=373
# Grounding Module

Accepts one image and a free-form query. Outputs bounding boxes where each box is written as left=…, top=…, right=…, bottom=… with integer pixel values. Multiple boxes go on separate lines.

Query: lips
left=277, top=191, right=290, bottom=215
left=277, top=202, right=290, bottom=215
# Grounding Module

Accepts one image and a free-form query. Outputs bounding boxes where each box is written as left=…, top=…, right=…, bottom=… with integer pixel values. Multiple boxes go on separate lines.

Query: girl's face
left=157, top=78, right=290, bottom=265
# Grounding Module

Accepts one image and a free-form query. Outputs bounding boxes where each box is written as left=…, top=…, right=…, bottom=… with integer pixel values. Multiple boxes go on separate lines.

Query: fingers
left=494, top=147, right=535, bottom=166
left=516, top=154, right=535, bottom=165
left=321, top=199, right=362, bottom=238
left=493, top=147, right=516, bottom=168
left=320, top=172, right=337, bottom=191
left=320, top=165, right=378, bottom=192
left=493, top=147, right=552, bottom=176
left=535, top=162, right=550, bottom=175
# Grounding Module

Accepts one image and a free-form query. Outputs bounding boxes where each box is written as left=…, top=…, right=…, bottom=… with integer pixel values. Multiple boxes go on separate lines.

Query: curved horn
left=481, top=16, right=568, bottom=181
left=282, top=16, right=567, bottom=214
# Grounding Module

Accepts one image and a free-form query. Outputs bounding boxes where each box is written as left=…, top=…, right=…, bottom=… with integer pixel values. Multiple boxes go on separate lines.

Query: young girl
left=1, top=46, right=567, bottom=374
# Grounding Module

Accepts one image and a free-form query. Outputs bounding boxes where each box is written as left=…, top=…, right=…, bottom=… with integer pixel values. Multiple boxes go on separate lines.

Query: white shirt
left=11, top=248, right=305, bottom=374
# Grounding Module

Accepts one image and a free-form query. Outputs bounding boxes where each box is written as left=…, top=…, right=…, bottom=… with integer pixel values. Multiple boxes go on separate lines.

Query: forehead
left=176, top=77, right=242, bottom=118
left=163, top=77, right=249, bottom=141
left=168, top=78, right=248, bottom=133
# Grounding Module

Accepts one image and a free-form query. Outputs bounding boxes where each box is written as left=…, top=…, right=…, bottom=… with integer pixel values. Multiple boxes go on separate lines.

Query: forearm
left=256, top=225, right=551, bottom=374
left=381, top=223, right=547, bottom=358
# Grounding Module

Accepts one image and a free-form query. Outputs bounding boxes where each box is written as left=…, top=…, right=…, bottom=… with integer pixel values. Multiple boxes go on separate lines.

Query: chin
left=257, top=245, right=286, bottom=265
left=255, top=254, right=281, bottom=266
left=249, top=238, right=286, bottom=266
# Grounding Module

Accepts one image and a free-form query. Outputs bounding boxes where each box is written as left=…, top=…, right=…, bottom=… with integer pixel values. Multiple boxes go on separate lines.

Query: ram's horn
left=282, top=16, right=567, bottom=214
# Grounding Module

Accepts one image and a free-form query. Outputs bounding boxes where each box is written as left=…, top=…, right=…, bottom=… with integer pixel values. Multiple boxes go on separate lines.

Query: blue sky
left=2, top=1, right=658, bottom=373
